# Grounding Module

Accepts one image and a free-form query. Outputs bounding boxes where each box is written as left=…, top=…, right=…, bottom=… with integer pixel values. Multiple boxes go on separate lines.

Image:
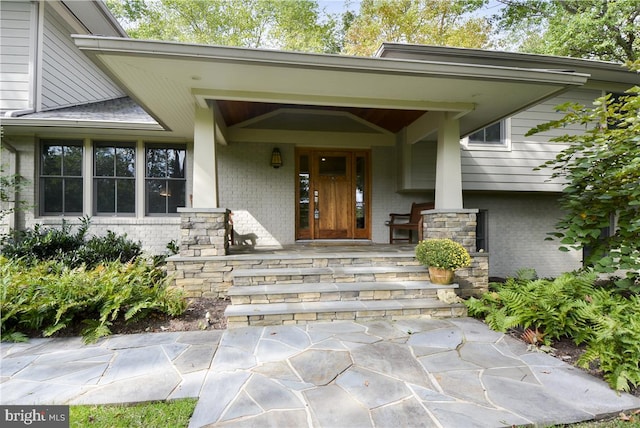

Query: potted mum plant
left=415, top=238, right=471, bottom=285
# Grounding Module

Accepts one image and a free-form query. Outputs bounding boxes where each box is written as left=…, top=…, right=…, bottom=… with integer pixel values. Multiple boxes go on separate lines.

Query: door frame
left=295, top=148, right=371, bottom=240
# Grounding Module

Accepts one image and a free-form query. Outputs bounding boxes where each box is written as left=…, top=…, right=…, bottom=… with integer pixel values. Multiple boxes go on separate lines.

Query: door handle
left=314, top=190, right=319, bottom=219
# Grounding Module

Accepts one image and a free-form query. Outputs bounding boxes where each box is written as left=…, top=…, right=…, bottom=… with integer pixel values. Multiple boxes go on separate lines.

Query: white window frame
left=144, top=144, right=188, bottom=216
left=92, top=141, right=137, bottom=217
left=461, top=118, right=512, bottom=152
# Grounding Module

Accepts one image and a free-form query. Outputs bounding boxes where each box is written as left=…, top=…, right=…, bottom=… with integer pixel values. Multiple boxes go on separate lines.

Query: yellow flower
left=415, top=238, right=471, bottom=270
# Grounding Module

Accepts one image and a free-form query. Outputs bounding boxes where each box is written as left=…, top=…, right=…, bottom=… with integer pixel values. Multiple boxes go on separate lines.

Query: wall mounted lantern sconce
left=270, top=148, right=283, bottom=168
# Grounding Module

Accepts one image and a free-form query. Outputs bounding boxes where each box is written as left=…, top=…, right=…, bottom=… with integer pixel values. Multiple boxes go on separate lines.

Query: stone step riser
left=226, top=257, right=420, bottom=271
left=229, top=288, right=438, bottom=305
left=226, top=305, right=467, bottom=328
left=233, top=272, right=430, bottom=286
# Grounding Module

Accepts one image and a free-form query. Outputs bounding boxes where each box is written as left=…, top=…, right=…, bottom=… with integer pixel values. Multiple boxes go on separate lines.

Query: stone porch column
left=193, top=104, right=219, bottom=208
left=423, top=209, right=478, bottom=253
left=434, top=112, right=463, bottom=209
left=178, top=208, right=231, bottom=256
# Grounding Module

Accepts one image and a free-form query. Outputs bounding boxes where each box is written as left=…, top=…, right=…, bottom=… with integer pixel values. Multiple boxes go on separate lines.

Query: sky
left=318, top=0, right=504, bottom=18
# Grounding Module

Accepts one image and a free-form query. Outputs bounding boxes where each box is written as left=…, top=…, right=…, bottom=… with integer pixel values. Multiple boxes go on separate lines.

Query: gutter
left=1, top=117, right=163, bottom=131
left=4, top=109, right=35, bottom=118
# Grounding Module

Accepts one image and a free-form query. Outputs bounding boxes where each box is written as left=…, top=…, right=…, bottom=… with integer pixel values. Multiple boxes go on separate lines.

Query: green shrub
left=1, top=219, right=88, bottom=263
left=0, top=256, right=186, bottom=343
left=465, top=272, right=640, bottom=392
left=1, top=217, right=141, bottom=269
left=71, top=231, right=142, bottom=267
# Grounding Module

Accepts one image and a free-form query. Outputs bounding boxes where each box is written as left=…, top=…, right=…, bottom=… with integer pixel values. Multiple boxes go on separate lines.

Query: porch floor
left=228, top=242, right=417, bottom=257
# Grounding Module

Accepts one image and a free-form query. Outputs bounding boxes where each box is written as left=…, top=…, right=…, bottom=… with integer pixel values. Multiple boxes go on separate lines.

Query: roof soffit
left=74, top=36, right=590, bottom=140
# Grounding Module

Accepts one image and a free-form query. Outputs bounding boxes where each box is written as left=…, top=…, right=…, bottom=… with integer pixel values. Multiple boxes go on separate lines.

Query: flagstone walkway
left=2, top=318, right=639, bottom=427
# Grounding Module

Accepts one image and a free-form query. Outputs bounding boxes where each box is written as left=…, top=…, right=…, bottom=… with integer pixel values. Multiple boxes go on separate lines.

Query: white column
left=434, top=112, right=463, bottom=209
left=192, top=104, right=218, bottom=208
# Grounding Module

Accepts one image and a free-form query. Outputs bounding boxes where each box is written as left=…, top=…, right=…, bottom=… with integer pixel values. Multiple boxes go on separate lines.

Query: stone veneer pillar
left=177, top=208, right=231, bottom=257
left=422, top=208, right=489, bottom=297
left=422, top=209, right=478, bottom=253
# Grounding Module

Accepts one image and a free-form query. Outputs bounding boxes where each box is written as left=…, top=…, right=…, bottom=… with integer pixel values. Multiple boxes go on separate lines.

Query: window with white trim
left=39, top=140, right=186, bottom=217
left=93, top=142, right=136, bottom=215
left=462, top=119, right=511, bottom=151
left=40, top=140, right=84, bottom=215
left=145, top=146, right=186, bottom=214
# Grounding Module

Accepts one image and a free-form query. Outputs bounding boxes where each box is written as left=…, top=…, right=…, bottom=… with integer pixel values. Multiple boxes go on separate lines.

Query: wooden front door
left=296, top=149, right=370, bottom=240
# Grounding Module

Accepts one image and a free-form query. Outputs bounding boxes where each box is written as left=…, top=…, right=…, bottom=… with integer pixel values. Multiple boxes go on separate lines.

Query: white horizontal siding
left=40, top=4, right=123, bottom=110
left=511, top=88, right=601, bottom=141
left=461, top=88, right=601, bottom=192
left=0, top=1, right=33, bottom=111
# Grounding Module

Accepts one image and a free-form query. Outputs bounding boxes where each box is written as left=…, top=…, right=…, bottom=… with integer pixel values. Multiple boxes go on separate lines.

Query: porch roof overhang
left=72, top=35, right=589, bottom=143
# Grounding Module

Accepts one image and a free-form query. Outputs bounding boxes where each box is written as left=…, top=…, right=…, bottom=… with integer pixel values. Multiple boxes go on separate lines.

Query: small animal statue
left=234, top=232, right=258, bottom=247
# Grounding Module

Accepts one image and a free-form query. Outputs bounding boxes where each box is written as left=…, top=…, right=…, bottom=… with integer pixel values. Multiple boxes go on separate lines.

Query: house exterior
left=2, top=0, right=638, bottom=283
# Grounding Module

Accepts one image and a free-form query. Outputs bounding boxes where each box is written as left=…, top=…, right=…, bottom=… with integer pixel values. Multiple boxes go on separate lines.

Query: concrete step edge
left=232, top=266, right=428, bottom=278
left=224, top=298, right=466, bottom=317
left=226, top=281, right=458, bottom=296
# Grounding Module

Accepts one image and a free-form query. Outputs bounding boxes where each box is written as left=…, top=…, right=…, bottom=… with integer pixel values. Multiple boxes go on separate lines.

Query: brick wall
left=217, top=142, right=294, bottom=246
left=35, top=217, right=181, bottom=255
left=371, top=146, right=434, bottom=243
left=464, top=192, right=582, bottom=278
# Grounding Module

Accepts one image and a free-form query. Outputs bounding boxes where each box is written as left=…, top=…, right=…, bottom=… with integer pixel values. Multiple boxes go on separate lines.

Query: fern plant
left=465, top=271, right=640, bottom=391
left=1, top=256, right=186, bottom=344
left=465, top=273, right=596, bottom=343
left=576, top=289, right=640, bottom=392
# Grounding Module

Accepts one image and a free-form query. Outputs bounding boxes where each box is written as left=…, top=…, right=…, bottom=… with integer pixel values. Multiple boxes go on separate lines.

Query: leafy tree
left=342, top=0, right=492, bottom=56
left=106, top=0, right=341, bottom=53
left=494, top=0, right=639, bottom=62
left=530, top=61, right=640, bottom=292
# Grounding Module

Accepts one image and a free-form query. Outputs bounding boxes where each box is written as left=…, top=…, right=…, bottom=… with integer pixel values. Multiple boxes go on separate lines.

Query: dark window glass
left=65, top=178, right=83, bottom=213
left=145, top=146, right=186, bottom=214
left=94, top=147, right=115, bottom=176
left=298, top=155, right=310, bottom=230
left=94, top=143, right=135, bottom=215
left=476, top=209, right=488, bottom=252
left=319, top=156, right=346, bottom=176
left=43, top=178, right=63, bottom=213
left=356, top=156, right=365, bottom=229
left=42, top=145, right=63, bottom=175
left=64, top=146, right=83, bottom=176
left=40, top=141, right=83, bottom=215
left=469, top=122, right=503, bottom=145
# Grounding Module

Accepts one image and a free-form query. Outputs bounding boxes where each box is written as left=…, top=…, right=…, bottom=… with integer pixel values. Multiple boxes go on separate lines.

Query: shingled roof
left=19, top=97, right=157, bottom=124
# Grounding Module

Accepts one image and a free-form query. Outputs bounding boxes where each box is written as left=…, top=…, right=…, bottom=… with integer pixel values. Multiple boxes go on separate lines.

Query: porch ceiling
left=74, top=36, right=589, bottom=141
left=216, top=101, right=425, bottom=133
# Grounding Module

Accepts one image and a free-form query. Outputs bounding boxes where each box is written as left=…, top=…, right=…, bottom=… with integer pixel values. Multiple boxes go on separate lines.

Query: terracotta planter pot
left=428, top=267, right=455, bottom=285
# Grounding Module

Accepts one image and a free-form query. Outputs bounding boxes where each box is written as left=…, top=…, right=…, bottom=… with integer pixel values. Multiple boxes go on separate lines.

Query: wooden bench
left=387, top=202, right=434, bottom=244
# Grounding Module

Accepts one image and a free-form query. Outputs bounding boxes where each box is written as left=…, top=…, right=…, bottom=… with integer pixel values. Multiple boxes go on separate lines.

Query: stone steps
left=225, top=298, right=467, bottom=328
left=224, top=256, right=468, bottom=327
left=226, top=281, right=454, bottom=304
left=231, top=266, right=430, bottom=286
left=222, top=249, right=420, bottom=270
